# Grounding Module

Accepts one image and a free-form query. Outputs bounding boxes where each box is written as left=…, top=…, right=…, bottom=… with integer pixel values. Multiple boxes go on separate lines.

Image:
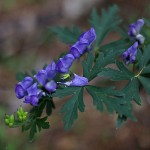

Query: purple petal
left=63, top=74, right=88, bottom=87
left=20, top=76, right=33, bottom=90
left=70, top=41, right=88, bottom=57
left=45, top=80, right=57, bottom=92
left=24, top=95, right=39, bottom=106
left=45, top=61, right=56, bottom=79
left=15, top=84, right=27, bottom=99
left=35, top=70, right=47, bottom=86
left=79, top=27, right=96, bottom=45
left=27, top=83, right=41, bottom=96
left=56, top=54, right=75, bottom=73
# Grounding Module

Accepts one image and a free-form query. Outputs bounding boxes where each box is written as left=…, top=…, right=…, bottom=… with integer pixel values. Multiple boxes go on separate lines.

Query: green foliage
left=98, top=61, right=134, bottom=81
left=50, top=25, right=82, bottom=44
left=86, top=85, right=136, bottom=122
left=53, top=86, right=84, bottom=130
left=89, top=5, right=122, bottom=46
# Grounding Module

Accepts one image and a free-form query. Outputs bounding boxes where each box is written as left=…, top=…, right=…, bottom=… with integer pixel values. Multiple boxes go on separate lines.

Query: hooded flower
left=15, top=76, right=33, bottom=99
left=45, top=61, right=56, bottom=79
left=128, top=19, right=144, bottom=37
left=24, top=82, right=42, bottom=106
left=34, top=70, right=47, bottom=86
left=15, top=84, right=27, bottom=99
left=79, top=27, right=96, bottom=45
left=56, top=54, right=75, bottom=73
left=63, top=74, right=88, bottom=87
left=70, top=28, right=96, bottom=59
left=122, top=42, right=138, bottom=64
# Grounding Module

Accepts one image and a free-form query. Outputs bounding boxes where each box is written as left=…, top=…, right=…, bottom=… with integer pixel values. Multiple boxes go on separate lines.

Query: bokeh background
left=1, top=0, right=150, bottom=149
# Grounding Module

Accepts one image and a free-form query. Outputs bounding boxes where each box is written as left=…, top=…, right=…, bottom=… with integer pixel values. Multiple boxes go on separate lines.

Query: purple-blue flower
left=79, top=27, right=96, bottom=45
left=34, top=70, right=47, bottom=86
left=70, top=28, right=96, bottom=59
left=63, top=74, right=88, bottom=87
left=45, top=61, right=56, bottom=79
left=24, top=83, right=42, bottom=106
left=27, top=83, right=41, bottom=96
left=45, top=80, right=57, bottom=92
left=128, top=19, right=144, bottom=37
left=15, top=84, right=27, bottom=99
left=122, top=42, right=138, bottom=64
left=70, top=41, right=88, bottom=58
left=56, top=54, right=75, bottom=73
left=20, top=77, right=33, bottom=89
left=15, top=76, right=33, bottom=99
left=24, top=95, right=39, bottom=106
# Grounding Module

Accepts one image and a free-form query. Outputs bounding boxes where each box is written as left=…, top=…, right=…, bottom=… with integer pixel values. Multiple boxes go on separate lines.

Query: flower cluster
left=123, top=19, right=145, bottom=64
left=15, top=28, right=96, bottom=106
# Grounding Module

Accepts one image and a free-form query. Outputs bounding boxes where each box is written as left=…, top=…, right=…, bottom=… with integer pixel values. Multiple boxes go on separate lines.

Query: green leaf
left=50, top=25, right=81, bottom=44
left=139, top=76, right=150, bottom=95
left=82, top=51, right=94, bottom=78
left=89, top=5, right=121, bottom=46
left=52, top=86, right=81, bottom=98
left=46, top=100, right=55, bottom=116
left=98, top=62, right=134, bottom=81
left=88, top=49, right=124, bottom=81
left=100, top=38, right=131, bottom=53
left=116, top=115, right=127, bottom=128
left=121, top=78, right=141, bottom=105
left=86, top=85, right=135, bottom=120
left=61, top=87, right=84, bottom=130
left=29, top=121, right=37, bottom=142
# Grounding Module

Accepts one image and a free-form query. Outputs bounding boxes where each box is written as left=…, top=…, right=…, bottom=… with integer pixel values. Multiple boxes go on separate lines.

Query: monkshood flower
left=63, top=74, right=88, bottom=86
left=24, top=83, right=42, bottom=106
left=45, top=61, right=56, bottom=79
left=15, top=77, right=33, bottom=99
left=35, top=69, right=47, bottom=86
left=70, top=28, right=96, bottom=58
left=122, top=42, right=138, bottom=65
left=128, top=19, right=144, bottom=37
left=79, top=27, right=96, bottom=45
left=56, top=54, right=75, bottom=73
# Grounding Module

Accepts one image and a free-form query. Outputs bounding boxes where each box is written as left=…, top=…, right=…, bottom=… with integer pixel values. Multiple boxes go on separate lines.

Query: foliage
left=5, top=5, right=150, bottom=141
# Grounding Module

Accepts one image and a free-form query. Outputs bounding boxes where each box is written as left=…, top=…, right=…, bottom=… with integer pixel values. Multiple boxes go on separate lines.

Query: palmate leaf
left=87, top=48, right=124, bottom=81
left=121, top=77, right=141, bottom=105
left=136, top=44, right=150, bottom=96
left=53, top=86, right=84, bottom=130
left=61, top=87, right=84, bottom=130
left=89, top=5, right=122, bottom=46
left=86, top=85, right=136, bottom=121
left=50, top=25, right=81, bottom=44
left=98, top=61, right=134, bottom=81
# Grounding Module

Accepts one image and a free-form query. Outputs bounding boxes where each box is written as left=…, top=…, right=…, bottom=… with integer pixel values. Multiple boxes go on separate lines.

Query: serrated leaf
left=61, top=87, right=84, bottom=130
left=52, top=86, right=80, bottom=98
left=29, top=121, right=37, bottom=141
left=50, top=25, right=81, bottom=44
left=46, top=100, right=55, bottom=116
left=116, top=115, right=127, bottom=128
left=139, top=76, right=150, bottom=95
left=88, top=49, right=124, bottom=81
left=89, top=5, right=121, bottom=46
left=82, top=51, right=94, bottom=78
left=86, top=85, right=135, bottom=120
left=121, top=78, right=141, bottom=105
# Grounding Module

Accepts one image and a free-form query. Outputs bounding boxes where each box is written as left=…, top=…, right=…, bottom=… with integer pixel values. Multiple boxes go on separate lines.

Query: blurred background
left=1, top=0, right=150, bottom=149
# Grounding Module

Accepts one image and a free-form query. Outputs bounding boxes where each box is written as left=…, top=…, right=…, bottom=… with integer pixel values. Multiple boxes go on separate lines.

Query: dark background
left=0, top=0, right=150, bottom=149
